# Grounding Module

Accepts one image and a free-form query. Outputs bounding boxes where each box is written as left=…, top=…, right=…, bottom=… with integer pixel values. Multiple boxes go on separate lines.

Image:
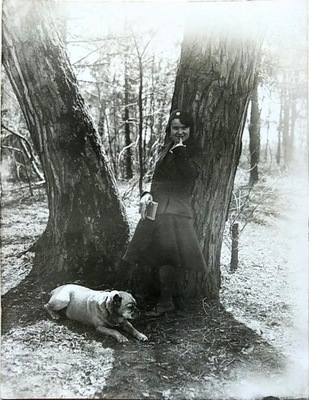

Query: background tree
left=1, top=73, right=42, bottom=185
left=248, top=77, right=261, bottom=185
left=123, top=44, right=133, bottom=180
left=259, top=20, right=307, bottom=169
left=66, top=17, right=178, bottom=181
left=131, top=30, right=156, bottom=195
left=2, top=0, right=130, bottom=289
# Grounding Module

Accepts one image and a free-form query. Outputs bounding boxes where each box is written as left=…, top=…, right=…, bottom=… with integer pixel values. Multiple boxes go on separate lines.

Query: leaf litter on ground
left=1, top=320, right=114, bottom=398
left=1, top=167, right=308, bottom=399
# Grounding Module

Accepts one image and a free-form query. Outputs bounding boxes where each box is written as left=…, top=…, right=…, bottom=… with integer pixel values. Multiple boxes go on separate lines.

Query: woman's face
left=170, top=118, right=190, bottom=143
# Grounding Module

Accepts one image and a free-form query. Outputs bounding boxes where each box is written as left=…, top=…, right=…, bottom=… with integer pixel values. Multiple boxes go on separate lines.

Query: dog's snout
left=129, top=305, right=140, bottom=319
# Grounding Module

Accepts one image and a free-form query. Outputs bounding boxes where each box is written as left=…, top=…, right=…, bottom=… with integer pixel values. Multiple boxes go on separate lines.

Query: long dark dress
left=124, top=141, right=207, bottom=278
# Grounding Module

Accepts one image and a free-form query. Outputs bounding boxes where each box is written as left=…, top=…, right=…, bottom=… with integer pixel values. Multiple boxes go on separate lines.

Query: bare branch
left=1, top=124, right=45, bottom=181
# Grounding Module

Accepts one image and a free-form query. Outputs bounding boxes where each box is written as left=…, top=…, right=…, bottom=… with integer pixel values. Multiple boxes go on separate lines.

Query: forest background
left=1, top=0, right=308, bottom=399
left=2, top=1, right=307, bottom=187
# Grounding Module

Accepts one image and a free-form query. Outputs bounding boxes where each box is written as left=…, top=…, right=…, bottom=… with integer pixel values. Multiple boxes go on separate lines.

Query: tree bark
left=171, top=20, right=262, bottom=299
left=2, top=0, right=130, bottom=289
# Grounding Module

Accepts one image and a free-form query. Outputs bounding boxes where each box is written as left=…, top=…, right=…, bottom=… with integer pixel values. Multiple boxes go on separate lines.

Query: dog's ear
left=113, top=293, right=122, bottom=308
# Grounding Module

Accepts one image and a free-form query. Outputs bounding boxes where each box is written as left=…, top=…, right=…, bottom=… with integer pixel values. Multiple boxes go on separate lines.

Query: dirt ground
left=1, top=167, right=308, bottom=399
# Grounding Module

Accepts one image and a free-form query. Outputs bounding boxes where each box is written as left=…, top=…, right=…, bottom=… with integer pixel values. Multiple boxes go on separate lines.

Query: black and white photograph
left=1, top=0, right=308, bottom=398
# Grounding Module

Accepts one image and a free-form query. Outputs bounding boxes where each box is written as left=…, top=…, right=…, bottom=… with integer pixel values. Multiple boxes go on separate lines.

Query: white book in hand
left=145, top=201, right=158, bottom=220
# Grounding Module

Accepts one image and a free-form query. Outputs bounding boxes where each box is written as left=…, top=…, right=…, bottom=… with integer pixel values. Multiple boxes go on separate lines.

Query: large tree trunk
left=171, top=16, right=262, bottom=299
left=2, top=0, right=130, bottom=289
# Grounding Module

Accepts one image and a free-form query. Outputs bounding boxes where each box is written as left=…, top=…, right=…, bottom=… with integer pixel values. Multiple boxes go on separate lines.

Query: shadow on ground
left=2, top=286, right=287, bottom=399
left=96, top=302, right=287, bottom=399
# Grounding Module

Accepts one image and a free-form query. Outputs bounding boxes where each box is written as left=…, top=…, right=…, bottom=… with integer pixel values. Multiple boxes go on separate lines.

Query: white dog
left=44, top=284, right=148, bottom=343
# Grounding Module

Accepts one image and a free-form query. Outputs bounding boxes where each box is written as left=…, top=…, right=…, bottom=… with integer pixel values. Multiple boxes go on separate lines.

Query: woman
left=124, top=109, right=207, bottom=316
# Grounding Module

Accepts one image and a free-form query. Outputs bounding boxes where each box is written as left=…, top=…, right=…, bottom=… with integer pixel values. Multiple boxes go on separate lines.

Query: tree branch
left=1, top=124, right=45, bottom=181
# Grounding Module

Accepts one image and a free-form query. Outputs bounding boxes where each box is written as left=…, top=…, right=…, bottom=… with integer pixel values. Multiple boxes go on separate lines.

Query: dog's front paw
left=44, top=304, right=60, bottom=320
left=136, top=333, right=148, bottom=342
left=116, top=334, right=129, bottom=343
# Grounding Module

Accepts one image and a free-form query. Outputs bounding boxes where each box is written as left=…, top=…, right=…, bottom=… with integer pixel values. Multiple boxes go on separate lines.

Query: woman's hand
left=170, top=137, right=186, bottom=152
left=139, top=193, right=153, bottom=220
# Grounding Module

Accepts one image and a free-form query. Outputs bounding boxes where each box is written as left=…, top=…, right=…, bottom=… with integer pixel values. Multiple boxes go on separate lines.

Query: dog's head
left=106, top=290, right=140, bottom=320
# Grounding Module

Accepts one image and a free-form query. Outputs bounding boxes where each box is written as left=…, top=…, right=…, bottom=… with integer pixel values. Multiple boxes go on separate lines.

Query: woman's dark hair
left=159, top=109, right=200, bottom=160
left=165, top=109, right=194, bottom=135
